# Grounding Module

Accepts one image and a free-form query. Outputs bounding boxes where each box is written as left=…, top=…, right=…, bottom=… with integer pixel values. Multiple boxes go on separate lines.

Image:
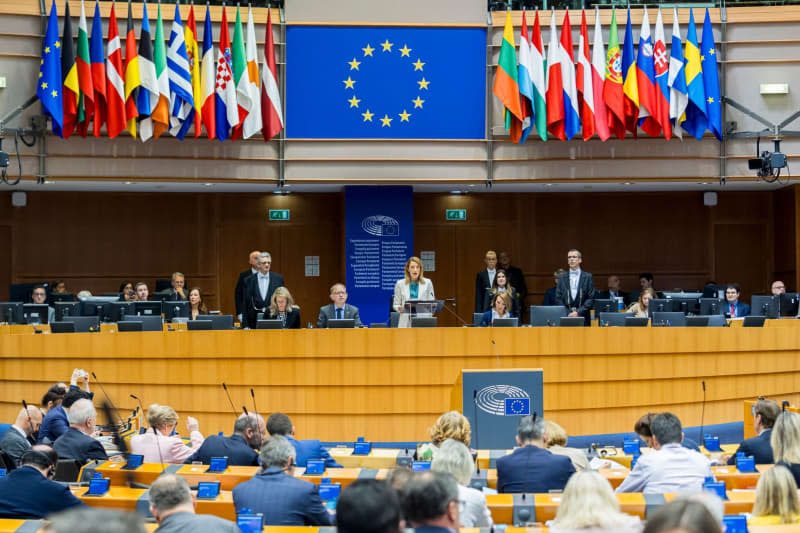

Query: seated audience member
left=642, top=499, right=723, bottom=533
left=386, top=466, right=414, bottom=493
left=0, top=405, right=42, bottom=466
left=317, top=283, right=362, bottom=328
left=674, top=492, right=724, bottom=527
left=41, top=388, right=65, bottom=415
left=544, top=420, right=589, bottom=471
left=119, top=281, right=135, bottom=302
left=490, top=269, right=520, bottom=316
left=233, top=435, right=333, bottom=525
left=51, top=280, right=67, bottom=294
left=635, top=272, right=663, bottom=300
left=724, top=283, right=750, bottom=318
left=474, top=250, right=498, bottom=313
left=266, top=412, right=342, bottom=468
left=417, top=411, right=471, bottom=461
left=400, top=471, right=460, bottom=532
left=0, top=445, right=85, bottom=518
left=53, top=399, right=108, bottom=464
left=616, top=413, right=711, bottom=494
left=726, top=398, right=780, bottom=465
left=628, top=288, right=656, bottom=318
left=76, top=290, right=92, bottom=299
left=496, top=415, right=575, bottom=493
left=772, top=280, right=787, bottom=296
left=46, top=508, right=145, bottom=533
left=480, top=291, right=515, bottom=327
left=148, top=474, right=238, bottom=532
left=337, top=479, right=404, bottom=533
left=187, top=413, right=263, bottom=466
left=393, top=256, right=435, bottom=328
left=30, top=285, right=55, bottom=324
left=772, top=411, right=800, bottom=486
left=498, top=251, right=527, bottom=312
left=134, top=282, right=149, bottom=302
left=634, top=412, right=699, bottom=451
left=542, top=269, right=565, bottom=306
left=431, top=439, right=492, bottom=528
left=549, top=470, right=642, bottom=532
left=130, top=404, right=203, bottom=464
left=39, top=387, right=91, bottom=444
left=187, top=287, right=208, bottom=320
left=749, top=464, right=800, bottom=525
left=597, top=275, right=630, bottom=307
left=166, top=272, right=187, bottom=301
left=268, top=287, right=301, bottom=329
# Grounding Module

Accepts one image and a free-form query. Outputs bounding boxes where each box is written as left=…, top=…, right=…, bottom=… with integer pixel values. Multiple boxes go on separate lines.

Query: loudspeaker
left=703, top=191, right=718, bottom=207
left=11, top=191, right=26, bottom=207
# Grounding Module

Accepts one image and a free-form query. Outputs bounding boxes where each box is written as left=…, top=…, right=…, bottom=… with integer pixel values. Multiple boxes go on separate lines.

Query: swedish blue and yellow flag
left=701, top=9, right=722, bottom=141
left=681, top=10, right=707, bottom=140
left=285, top=26, right=486, bottom=139
left=37, top=0, right=63, bottom=133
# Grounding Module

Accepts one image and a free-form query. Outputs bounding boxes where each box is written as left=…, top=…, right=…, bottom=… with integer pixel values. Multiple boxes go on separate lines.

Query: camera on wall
left=748, top=137, right=788, bottom=182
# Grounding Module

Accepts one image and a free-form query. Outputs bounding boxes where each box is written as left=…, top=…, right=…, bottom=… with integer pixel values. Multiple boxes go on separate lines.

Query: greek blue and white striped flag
left=167, top=2, right=194, bottom=139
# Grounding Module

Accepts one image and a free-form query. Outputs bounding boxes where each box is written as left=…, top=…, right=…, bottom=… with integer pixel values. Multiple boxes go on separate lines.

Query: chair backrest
left=196, top=314, right=234, bottom=330
left=0, top=449, right=16, bottom=471
left=53, top=459, right=82, bottom=482
left=707, top=315, right=728, bottom=327
left=123, top=315, right=162, bottom=332
left=389, top=312, right=400, bottom=328
left=530, top=306, right=566, bottom=327
left=472, top=312, right=483, bottom=326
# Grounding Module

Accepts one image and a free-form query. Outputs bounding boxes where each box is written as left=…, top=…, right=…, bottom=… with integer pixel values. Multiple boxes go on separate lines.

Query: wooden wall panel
left=774, top=186, right=797, bottom=289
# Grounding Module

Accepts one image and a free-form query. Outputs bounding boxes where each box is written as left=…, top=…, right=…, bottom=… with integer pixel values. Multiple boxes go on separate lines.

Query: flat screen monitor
left=700, top=298, right=724, bottom=316
left=671, top=297, right=700, bottom=315
left=80, top=300, right=111, bottom=321
left=50, top=293, right=75, bottom=303
left=195, top=314, right=234, bottom=330
left=662, top=292, right=703, bottom=299
left=598, top=312, right=632, bottom=327
left=625, top=317, right=649, bottom=327
left=163, top=301, right=190, bottom=322
left=257, top=319, right=283, bottom=330
left=686, top=316, right=710, bottom=327
left=491, top=317, right=518, bottom=327
left=652, top=312, right=687, bottom=327
left=530, top=306, right=566, bottom=327
left=410, top=317, right=437, bottom=328
left=108, top=302, right=136, bottom=323
left=55, top=301, right=81, bottom=321
left=123, top=315, right=162, bottom=332
left=559, top=317, right=585, bottom=327
left=134, top=301, right=162, bottom=317
left=23, top=304, right=50, bottom=325
left=702, top=284, right=727, bottom=299
left=187, top=320, right=212, bottom=330
left=237, top=514, right=264, bottom=533
left=779, top=293, right=799, bottom=317
left=196, top=481, right=220, bottom=500
left=707, top=315, right=728, bottom=327
left=9, top=283, right=45, bottom=303
left=0, top=302, right=24, bottom=324
left=743, top=316, right=766, bottom=327
left=327, top=318, right=356, bottom=329
left=592, top=299, right=617, bottom=313
left=61, top=316, right=100, bottom=332
left=648, top=299, right=673, bottom=314
left=50, top=321, right=76, bottom=333
left=80, top=295, right=121, bottom=303
left=472, top=313, right=483, bottom=326
left=751, top=295, right=779, bottom=319
left=117, top=321, right=143, bottom=332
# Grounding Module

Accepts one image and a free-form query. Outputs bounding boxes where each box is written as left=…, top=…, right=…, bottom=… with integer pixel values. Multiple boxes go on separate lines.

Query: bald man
left=235, top=250, right=261, bottom=322
left=0, top=405, right=43, bottom=466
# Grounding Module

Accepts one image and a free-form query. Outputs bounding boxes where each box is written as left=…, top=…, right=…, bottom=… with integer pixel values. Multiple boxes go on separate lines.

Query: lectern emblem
left=361, top=215, right=400, bottom=237
left=475, top=385, right=531, bottom=416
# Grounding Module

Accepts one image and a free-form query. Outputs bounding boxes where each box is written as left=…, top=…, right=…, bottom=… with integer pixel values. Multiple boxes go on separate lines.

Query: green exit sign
left=269, top=209, right=290, bottom=221
left=446, top=209, right=467, bottom=221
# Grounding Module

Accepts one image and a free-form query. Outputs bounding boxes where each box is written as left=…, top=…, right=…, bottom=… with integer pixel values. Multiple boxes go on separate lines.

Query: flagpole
left=719, top=4, right=728, bottom=184
left=484, top=5, right=493, bottom=189
left=278, top=1, right=286, bottom=189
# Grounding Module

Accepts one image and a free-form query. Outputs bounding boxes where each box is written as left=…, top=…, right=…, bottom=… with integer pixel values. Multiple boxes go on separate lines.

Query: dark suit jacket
left=778, top=461, right=800, bottom=488
left=242, top=272, right=285, bottom=328
left=555, top=270, right=596, bottom=325
left=496, top=445, right=575, bottom=493
left=475, top=270, right=493, bottom=313
left=596, top=290, right=630, bottom=307
left=286, top=435, right=342, bottom=468
left=727, top=429, right=773, bottom=465
left=154, top=511, right=239, bottom=533
left=0, top=465, right=85, bottom=518
left=38, top=405, right=68, bottom=444
left=0, top=426, right=31, bottom=466
left=232, top=467, right=333, bottom=526
left=53, top=427, right=108, bottom=464
left=725, top=301, right=751, bottom=318
left=186, top=434, right=259, bottom=466
left=163, top=289, right=187, bottom=302
left=267, top=308, right=301, bottom=329
left=504, top=265, right=528, bottom=301
left=542, top=287, right=558, bottom=306
left=235, top=268, right=257, bottom=317
left=317, top=303, right=362, bottom=328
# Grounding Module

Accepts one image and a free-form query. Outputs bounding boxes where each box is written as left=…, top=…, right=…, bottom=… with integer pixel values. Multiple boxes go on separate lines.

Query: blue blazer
left=542, top=287, right=558, bottom=306
left=496, top=445, right=575, bottom=494
left=725, top=301, right=750, bottom=318
left=232, top=467, right=333, bottom=526
left=186, top=434, right=259, bottom=466
left=38, top=406, right=69, bottom=444
left=480, top=311, right=516, bottom=327
left=727, top=429, right=774, bottom=465
left=0, top=465, right=85, bottom=519
left=286, top=436, right=342, bottom=468
left=53, top=427, right=108, bottom=464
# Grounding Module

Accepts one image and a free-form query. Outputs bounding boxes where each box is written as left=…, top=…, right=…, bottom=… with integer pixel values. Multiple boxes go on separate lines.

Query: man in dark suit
left=555, top=249, right=596, bottom=326
left=498, top=251, right=528, bottom=312
left=317, top=283, right=362, bottom=328
left=0, top=405, right=42, bottom=466
left=542, top=269, right=565, bottom=306
left=337, top=479, right=402, bottom=533
left=725, top=283, right=751, bottom=318
left=164, top=272, right=188, bottom=302
left=474, top=250, right=498, bottom=313
left=399, top=470, right=460, bottom=533
left=39, top=387, right=90, bottom=444
left=597, top=275, right=630, bottom=307
left=727, top=398, right=780, bottom=465
left=187, top=413, right=264, bottom=466
left=496, top=415, right=575, bottom=493
left=242, top=252, right=285, bottom=329
left=52, top=399, right=108, bottom=464
left=149, top=474, right=239, bottom=532
left=235, top=250, right=261, bottom=322
left=0, top=445, right=85, bottom=518
left=266, top=412, right=342, bottom=468
left=233, top=435, right=333, bottom=525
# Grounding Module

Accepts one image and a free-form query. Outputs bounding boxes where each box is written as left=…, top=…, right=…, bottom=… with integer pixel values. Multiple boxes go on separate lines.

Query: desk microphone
left=221, top=382, right=239, bottom=417
left=699, top=380, right=706, bottom=444
left=250, top=388, right=260, bottom=420
left=130, top=394, right=145, bottom=432
left=21, top=400, right=35, bottom=435
left=491, top=339, right=500, bottom=368
left=439, top=298, right=470, bottom=326
left=101, top=401, right=138, bottom=485
left=91, top=372, right=125, bottom=426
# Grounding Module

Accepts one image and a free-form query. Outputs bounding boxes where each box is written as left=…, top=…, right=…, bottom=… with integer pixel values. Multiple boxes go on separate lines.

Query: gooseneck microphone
left=699, top=380, right=706, bottom=444
left=21, top=400, right=34, bottom=435
left=250, top=388, right=259, bottom=421
left=130, top=394, right=145, bottom=433
left=221, top=382, right=239, bottom=417
left=91, top=372, right=125, bottom=426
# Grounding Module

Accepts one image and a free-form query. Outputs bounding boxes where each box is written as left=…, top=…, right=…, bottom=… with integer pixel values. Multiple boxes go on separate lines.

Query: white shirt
left=487, top=269, right=496, bottom=287
left=615, top=443, right=712, bottom=494
left=569, top=269, right=582, bottom=300
left=258, top=274, right=269, bottom=301
left=458, top=485, right=493, bottom=528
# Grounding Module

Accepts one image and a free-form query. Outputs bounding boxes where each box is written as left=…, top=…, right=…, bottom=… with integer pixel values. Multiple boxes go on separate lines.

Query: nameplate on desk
left=122, top=454, right=143, bottom=470
left=83, top=478, right=110, bottom=497
left=704, top=436, right=722, bottom=452
left=304, top=460, right=326, bottom=475
left=205, top=457, right=228, bottom=473
left=735, top=456, right=755, bottom=472
left=411, top=461, right=431, bottom=472
left=319, top=483, right=341, bottom=500
left=352, top=441, right=372, bottom=455
left=237, top=514, right=264, bottom=533
left=622, top=440, right=641, bottom=455
left=197, top=481, right=221, bottom=500
left=703, top=480, right=727, bottom=500
left=722, top=515, right=747, bottom=533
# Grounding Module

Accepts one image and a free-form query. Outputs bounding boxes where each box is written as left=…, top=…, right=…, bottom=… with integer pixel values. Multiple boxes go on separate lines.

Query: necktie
left=730, top=303, right=735, bottom=317
left=336, top=308, right=343, bottom=320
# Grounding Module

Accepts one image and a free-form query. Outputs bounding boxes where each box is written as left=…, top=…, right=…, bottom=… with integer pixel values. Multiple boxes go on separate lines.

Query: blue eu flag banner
left=504, top=397, right=531, bottom=416
left=285, top=26, right=486, bottom=139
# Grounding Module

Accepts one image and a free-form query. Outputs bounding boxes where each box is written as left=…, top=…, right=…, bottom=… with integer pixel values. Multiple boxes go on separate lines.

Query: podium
left=451, top=369, right=544, bottom=449
left=403, top=299, right=443, bottom=327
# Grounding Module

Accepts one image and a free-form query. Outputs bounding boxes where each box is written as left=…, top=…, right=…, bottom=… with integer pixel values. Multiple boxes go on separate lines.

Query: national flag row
left=36, top=0, right=284, bottom=142
left=493, top=7, right=722, bottom=143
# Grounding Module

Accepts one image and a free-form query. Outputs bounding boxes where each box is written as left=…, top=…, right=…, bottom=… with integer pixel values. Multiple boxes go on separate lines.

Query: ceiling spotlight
left=203, top=182, right=214, bottom=187
left=273, top=188, right=291, bottom=195
left=124, top=181, right=135, bottom=185
left=449, top=189, right=468, bottom=195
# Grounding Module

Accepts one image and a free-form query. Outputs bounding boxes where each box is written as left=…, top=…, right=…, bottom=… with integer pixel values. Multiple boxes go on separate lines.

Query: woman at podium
left=480, top=292, right=515, bottom=326
left=393, top=256, right=435, bottom=328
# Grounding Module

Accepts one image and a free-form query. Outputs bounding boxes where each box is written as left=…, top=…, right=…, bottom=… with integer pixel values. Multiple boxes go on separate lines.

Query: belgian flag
left=54, top=2, right=80, bottom=138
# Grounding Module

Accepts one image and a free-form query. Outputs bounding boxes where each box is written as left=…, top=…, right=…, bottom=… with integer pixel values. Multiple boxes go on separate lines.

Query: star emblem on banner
left=508, top=399, right=525, bottom=414
left=342, top=38, right=431, bottom=129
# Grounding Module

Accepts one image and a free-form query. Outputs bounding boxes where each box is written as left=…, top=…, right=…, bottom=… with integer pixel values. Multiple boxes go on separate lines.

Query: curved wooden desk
left=2, top=325, right=800, bottom=441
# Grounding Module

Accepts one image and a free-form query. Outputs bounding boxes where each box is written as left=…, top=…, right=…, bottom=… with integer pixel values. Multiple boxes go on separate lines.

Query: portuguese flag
left=602, top=8, right=625, bottom=140
left=493, top=12, right=522, bottom=132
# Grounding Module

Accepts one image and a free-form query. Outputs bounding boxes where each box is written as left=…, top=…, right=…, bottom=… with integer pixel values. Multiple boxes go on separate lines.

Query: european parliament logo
left=361, top=215, right=399, bottom=237
left=285, top=26, right=486, bottom=139
left=504, top=397, right=531, bottom=416
left=475, top=385, right=531, bottom=416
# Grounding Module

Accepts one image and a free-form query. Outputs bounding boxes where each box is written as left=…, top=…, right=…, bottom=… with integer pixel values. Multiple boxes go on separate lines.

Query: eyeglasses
left=567, top=255, right=580, bottom=259
left=332, top=291, right=346, bottom=296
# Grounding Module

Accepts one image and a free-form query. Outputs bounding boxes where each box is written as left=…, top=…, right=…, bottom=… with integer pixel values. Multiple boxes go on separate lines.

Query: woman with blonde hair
left=130, top=404, right=204, bottom=464
left=771, top=411, right=800, bottom=487
left=431, top=439, right=492, bottom=527
left=480, top=291, right=515, bottom=327
left=628, top=288, right=656, bottom=318
left=749, top=464, right=800, bottom=525
left=416, top=410, right=471, bottom=461
left=544, top=420, right=589, bottom=471
left=393, top=256, right=435, bottom=328
left=550, top=470, right=642, bottom=532
left=267, top=286, right=301, bottom=329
